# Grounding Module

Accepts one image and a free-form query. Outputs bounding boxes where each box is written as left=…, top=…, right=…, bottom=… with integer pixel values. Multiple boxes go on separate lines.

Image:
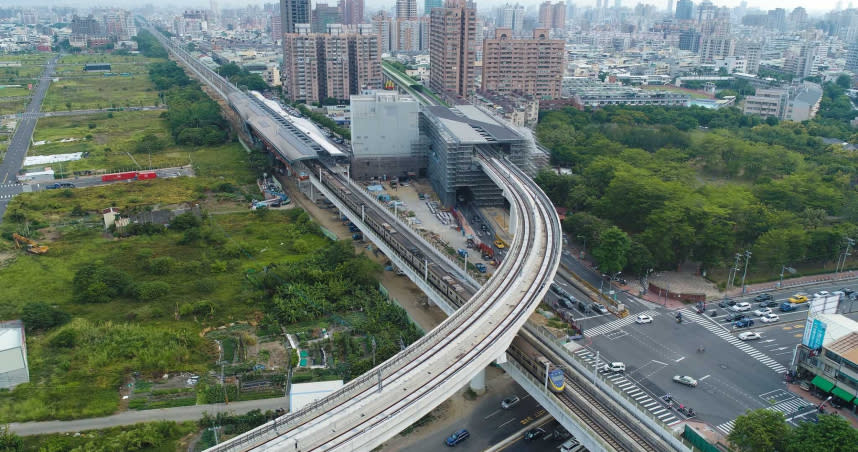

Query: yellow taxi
left=788, top=294, right=809, bottom=304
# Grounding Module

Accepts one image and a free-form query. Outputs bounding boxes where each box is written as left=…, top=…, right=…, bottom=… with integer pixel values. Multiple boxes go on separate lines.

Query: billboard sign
left=809, top=295, right=840, bottom=315
left=802, top=317, right=827, bottom=349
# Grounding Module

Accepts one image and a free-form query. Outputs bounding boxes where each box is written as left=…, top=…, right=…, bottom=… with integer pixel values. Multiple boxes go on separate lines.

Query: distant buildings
left=429, top=0, right=477, bottom=101
left=675, top=0, right=693, bottom=20
left=562, top=78, right=690, bottom=108
left=538, top=1, right=566, bottom=36
left=280, top=0, right=311, bottom=34
left=742, top=82, right=823, bottom=122
left=481, top=28, right=565, bottom=99
left=282, top=24, right=382, bottom=103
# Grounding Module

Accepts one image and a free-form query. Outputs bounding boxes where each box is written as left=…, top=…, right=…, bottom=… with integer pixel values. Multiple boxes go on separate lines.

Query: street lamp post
left=779, top=265, right=796, bottom=289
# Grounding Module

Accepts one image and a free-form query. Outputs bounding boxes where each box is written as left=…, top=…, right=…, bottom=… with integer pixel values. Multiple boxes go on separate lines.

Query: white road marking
left=484, top=410, right=500, bottom=420
left=675, top=357, right=685, bottom=362
left=699, top=374, right=711, bottom=381
left=497, top=418, right=516, bottom=429
left=651, top=360, right=668, bottom=366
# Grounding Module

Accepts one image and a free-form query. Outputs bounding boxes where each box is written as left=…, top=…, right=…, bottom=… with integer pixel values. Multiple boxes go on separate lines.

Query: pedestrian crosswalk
left=681, top=309, right=787, bottom=374
left=584, top=310, right=660, bottom=337
left=716, top=398, right=811, bottom=435
left=573, top=348, right=681, bottom=426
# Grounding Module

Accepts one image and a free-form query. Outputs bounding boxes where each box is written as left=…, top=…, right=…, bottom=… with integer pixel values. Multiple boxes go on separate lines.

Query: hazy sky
left=24, top=0, right=844, bottom=16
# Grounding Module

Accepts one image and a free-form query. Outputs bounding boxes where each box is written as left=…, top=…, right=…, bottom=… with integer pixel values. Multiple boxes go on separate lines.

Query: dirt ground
left=247, top=340, right=288, bottom=372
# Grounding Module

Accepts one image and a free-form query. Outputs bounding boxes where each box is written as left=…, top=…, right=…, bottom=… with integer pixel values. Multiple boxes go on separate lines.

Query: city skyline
left=10, top=0, right=849, bottom=15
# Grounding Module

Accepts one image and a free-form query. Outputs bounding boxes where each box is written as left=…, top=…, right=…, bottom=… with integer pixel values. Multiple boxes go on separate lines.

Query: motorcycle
left=709, top=310, right=718, bottom=317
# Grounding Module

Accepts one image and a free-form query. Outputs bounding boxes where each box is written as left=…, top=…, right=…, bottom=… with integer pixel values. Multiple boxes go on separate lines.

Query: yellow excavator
left=12, top=233, right=49, bottom=255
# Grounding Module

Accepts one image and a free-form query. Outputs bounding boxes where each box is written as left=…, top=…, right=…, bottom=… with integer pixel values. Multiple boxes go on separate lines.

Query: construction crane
left=12, top=233, right=49, bottom=255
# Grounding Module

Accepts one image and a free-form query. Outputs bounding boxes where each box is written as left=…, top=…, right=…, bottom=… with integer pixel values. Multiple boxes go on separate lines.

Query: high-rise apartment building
left=372, top=12, right=393, bottom=51
left=498, top=4, right=525, bottom=33
left=846, top=42, right=858, bottom=73
left=271, top=15, right=282, bottom=41
left=425, top=0, right=443, bottom=14
left=280, top=0, right=311, bottom=34
left=675, top=0, right=692, bottom=20
left=538, top=1, right=566, bottom=34
left=767, top=8, right=787, bottom=32
left=312, top=3, right=342, bottom=32
left=341, top=0, right=365, bottom=25
left=282, top=24, right=382, bottom=103
left=397, top=0, right=418, bottom=19
left=429, top=0, right=477, bottom=100
left=481, top=28, right=565, bottom=99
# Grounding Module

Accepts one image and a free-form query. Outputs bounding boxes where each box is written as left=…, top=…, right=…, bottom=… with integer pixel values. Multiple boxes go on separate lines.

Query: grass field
left=43, top=75, right=160, bottom=111
left=0, top=85, right=30, bottom=97
left=28, top=111, right=178, bottom=173
left=58, top=54, right=164, bottom=65
left=0, top=98, right=26, bottom=115
left=26, top=112, right=252, bottom=175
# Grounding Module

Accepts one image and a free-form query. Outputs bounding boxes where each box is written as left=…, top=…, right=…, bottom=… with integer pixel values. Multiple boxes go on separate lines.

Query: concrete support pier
left=470, top=368, right=486, bottom=394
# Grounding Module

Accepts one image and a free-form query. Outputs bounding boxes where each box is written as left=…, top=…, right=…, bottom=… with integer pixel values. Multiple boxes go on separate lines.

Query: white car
left=731, top=302, right=752, bottom=312
left=635, top=314, right=653, bottom=324
left=760, top=313, right=780, bottom=323
left=813, top=291, right=831, bottom=298
left=601, top=362, right=626, bottom=372
left=738, top=332, right=762, bottom=341
left=753, top=307, right=772, bottom=317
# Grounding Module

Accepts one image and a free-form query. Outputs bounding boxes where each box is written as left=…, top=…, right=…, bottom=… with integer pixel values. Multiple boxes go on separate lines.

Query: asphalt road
left=564, top=266, right=858, bottom=437
left=0, top=56, right=57, bottom=222
left=392, top=374, right=551, bottom=452
left=8, top=396, right=289, bottom=436
left=0, top=56, right=57, bottom=185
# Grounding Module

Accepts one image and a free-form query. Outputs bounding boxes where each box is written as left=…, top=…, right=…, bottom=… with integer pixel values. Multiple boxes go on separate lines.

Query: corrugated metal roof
left=827, top=331, right=858, bottom=364
left=0, top=325, right=23, bottom=352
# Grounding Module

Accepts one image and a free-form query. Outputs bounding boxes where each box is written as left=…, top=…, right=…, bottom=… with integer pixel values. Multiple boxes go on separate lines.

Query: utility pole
left=837, top=238, right=854, bottom=273
left=728, top=253, right=742, bottom=288
left=740, top=250, right=752, bottom=295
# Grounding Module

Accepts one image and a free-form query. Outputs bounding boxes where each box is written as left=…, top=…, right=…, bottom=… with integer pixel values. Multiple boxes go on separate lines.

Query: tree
left=836, top=74, right=852, bottom=90
left=787, top=414, right=858, bottom=452
left=20, top=302, right=69, bottom=331
left=592, top=226, right=631, bottom=275
left=728, top=409, right=790, bottom=452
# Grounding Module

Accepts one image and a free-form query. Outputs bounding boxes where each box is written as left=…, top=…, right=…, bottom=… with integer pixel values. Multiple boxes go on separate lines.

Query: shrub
left=20, top=302, right=69, bottom=332
left=133, top=281, right=170, bottom=300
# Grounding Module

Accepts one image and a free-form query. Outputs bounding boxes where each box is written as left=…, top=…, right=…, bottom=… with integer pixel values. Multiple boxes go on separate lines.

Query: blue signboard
left=802, top=318, right=827, bottom=349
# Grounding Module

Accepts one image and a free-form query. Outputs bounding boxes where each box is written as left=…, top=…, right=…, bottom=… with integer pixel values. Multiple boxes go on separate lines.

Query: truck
left=474, top=263, right=487, bottom=273
left=457, top=248, right=468, bottom=258
left=381, top=223, right=397, bottom=234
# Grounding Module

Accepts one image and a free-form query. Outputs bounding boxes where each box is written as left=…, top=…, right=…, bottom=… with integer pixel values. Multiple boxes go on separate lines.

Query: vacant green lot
left=22, top=420, right=197, bottom=451
left=0, top=85, right=30, bottom=97
left=59, top=53, right=164, bottom=65
left=28, top=111, right=185, bottom=173
left=43, top=75, right=160, bottom=111
left=0, top=97, right=27, bottom=115
left=0, top=202, right=328, bottom=422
